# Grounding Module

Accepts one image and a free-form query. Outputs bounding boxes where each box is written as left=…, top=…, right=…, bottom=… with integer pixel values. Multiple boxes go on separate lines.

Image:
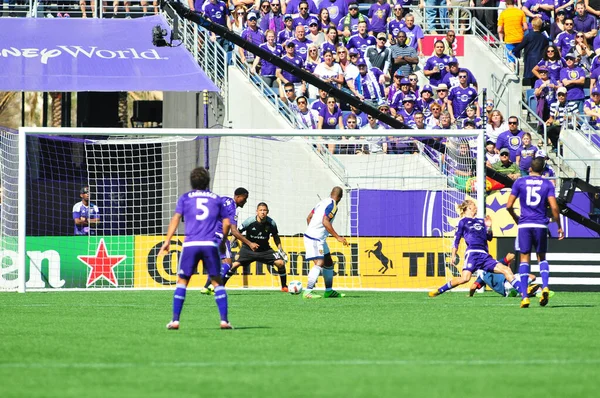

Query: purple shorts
left=178, top=244, right=221, bottom=279
left=516, top=227, right=548, bottom=254
left=463, top=251, right=498, bottom=273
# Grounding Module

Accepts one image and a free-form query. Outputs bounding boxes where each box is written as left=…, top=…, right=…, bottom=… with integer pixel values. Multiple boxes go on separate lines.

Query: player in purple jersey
left=507, top=158, right=564, bottom=308
left=161, top=168, right=233, bottom=330
left=429, top=200, right=522, bottom=298
left=200, top=187, right=250, bottom=295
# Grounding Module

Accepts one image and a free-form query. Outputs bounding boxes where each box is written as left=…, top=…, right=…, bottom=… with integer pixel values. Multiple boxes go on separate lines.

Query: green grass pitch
left=1, top=290, right=599, bottom=397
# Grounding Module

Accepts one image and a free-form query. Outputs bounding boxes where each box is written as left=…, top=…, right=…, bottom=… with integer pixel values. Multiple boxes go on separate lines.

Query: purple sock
left=438, top=281, right=452, bottom=295
left=519, top=263, right=530, bottom=299
left=214, top=286, right=228, bottom=322
left=172, top=285, right=187, bottom=321
left=539, top=260, right=550, bottom=288
left=220, top=263, right=231, bottom=278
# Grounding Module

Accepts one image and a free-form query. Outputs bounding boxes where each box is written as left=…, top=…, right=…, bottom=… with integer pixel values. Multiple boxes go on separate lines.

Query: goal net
left=1, top=127, right=484, bottom=292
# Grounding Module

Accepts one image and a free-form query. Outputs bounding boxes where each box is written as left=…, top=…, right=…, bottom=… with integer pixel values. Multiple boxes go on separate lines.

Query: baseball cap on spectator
left=357, top=58, right=367, bottom=66
left=348, top=2, right=359, bottom=10
left=486, top=140, right=495, bottom=146
left=402, top=94, right=416, bottom=102
left=592, top=87, right=600, bottom=95
left=394, top=70, right=404, bottom=77
left=248, top=12, right=258, bottom=20
left=565, top=52, right=577, bottom=60
left=467, top=104, right=477, bottom=110
left=308, top=17, right=319, bottom=26
left=437, top=83, right=449, bottom=90
left=284, top=14, right=293, bottom=20
left=535, top=149, right=548, bottom=159
left=80, top=187, right=89, bottom=194
left=377, top=32, right=387, bottom=40
left=463, top=120, right=476, bottom=127
left=447, top=57, right=458, bottom=65
left=285, top=40, right=296, bottom=47
left=348, top=48, right=359, bottom=56
left=296, top=95, right=308, bottom=103
left=421, top=84, right=433, bottom=93
left=538, top=65, right=548, bottom=72
left=378, top=103, right=390, bottom=110
left=499, top=148, right=510, bottom=156
left=400, top=77, right=411, bottom=85
left=557, top=87, right=567, bottom=94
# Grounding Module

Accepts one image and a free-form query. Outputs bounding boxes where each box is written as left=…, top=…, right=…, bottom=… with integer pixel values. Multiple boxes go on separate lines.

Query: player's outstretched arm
left=547, top=196, right=564, bottom=240
left=231, top=223, right=259, bottom=251
left=323, top=215, right=348, bottom=246
left=159, top=213, right=182, bottom=255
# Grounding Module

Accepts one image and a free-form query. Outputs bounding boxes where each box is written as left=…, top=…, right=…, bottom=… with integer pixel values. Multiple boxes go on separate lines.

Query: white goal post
left=1, top=127, right=485, bottom=292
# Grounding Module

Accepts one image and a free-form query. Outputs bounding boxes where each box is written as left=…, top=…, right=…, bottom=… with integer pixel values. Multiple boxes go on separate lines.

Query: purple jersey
left=356, top=68, right=385, bottom=100
left=285, top=0, right=318, bottom=14
left=215, top=196, right=237, bottom=239
left=280, top=54, right=305, bottom=82
left=584, top=98, right=600, bottom=126
left=346, top=34, right=377, bottom=58
left=442, top=68, right=477, bottom=88
left=241, top=27, right=265, bottom=61
left=537, top=59, right=565, bottom=82
left=291, top=38, right=312, bottom=60
left=496, top=130, right=526, bottom=162
left=368, top=3, right=391, bottom=33
left=202, top=1, right=229, bottom=26
left=321, top=0, right=348, bottom=25
left=311, top=98, right=327, bottom=114
left=523, top=0, right=553, bottom=23
left=554, top=0, right=574, bottom=17
left=401, top=24, right=424, bottom=51
left=175, top=190, right=224, bottom=243
left=319, top=105, right=342, bottom=128
left=453, top=217, right=492, bottom=253
left=560, top=66, right=586, bottom=101
left=293, top=14, right=313, bottom=30
left=534, top=78, right=558, bottom=106
left=554, top=31, right=576, bottom=57
left=448, top=86, right=477, bottom=119
left=337, top=15, right=370, bottom=36
left=424, top=55, right=449, bottom=87
left=518, top=144, right=537, bottom=172
left=511, top=176, right=555, bottom=226
left=573, top=12, right=597, bottom=34
left=387, top=19, right=406, bottom=39
left=258, top=42, right=284, bottom=75
left=278, top=28, right=295, bottom=44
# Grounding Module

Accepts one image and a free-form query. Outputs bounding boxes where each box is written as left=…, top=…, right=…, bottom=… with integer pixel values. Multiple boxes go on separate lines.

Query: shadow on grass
left=548, top=304, right=598, bottom=308
left=229, top=326, right=272, bottom=330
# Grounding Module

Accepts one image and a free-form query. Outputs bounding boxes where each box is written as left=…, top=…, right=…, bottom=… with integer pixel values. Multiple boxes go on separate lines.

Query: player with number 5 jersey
left=507, top=157, right=564, bottom=309
left=160, top=167, right=233, bottom=330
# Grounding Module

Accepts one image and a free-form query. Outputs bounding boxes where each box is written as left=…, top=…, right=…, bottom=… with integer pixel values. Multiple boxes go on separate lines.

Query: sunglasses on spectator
left=447, top=33, right=455, bottom=37
left=486, top=102, right=494, bottom=106
left=261, top=4, right=269, bottom=8
left=285, top=89, right=294, bottom=93
left=508, top=121, right=518, bottom=125
left=394, top=7, right=402, bottom=11
left=557, top=93, right=566, bottom=96
left=297, top=100, right=307, bottom=104
left=272, top=3, right=280, bottom=6
left=458, top=75, right=467, bottom=78
left=409, top=78, right=417, bottom=81
left=237, top=11, right=245, bottom=14
left=299, top=6, right=307, bottom=10
left=577, top=34, right=584, bottom=38
left=327, top=101, right=336, bottom=104
left=378, top=38, right=386, bottom=41
left=438, top=89, right=447, bottom=92
left=367, top=116, right=374, bottom=120
left=309, top=49, right=317, bottom=52
left=347, top=120, right=356, bottom=123
left=547, top=49, right=555, bottom=53
left=565, top=22, right=573, bottom=25
left=500, top=153, right=509, bottom=157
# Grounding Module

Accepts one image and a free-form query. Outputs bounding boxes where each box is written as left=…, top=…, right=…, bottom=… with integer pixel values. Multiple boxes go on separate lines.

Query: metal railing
left=471, top=17, right=517, bottom=75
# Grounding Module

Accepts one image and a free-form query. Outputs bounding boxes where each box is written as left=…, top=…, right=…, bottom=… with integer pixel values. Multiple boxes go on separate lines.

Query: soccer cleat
left=539, top=287, right=550, bottom=307
left=220, top=321, right=234, bottom=330
left=281, top=286, right=289, bottom=293
left=428, top=290, right=440, bottom=297
left=527, top=284, right=541, bottom=298
left=520, top=298, right=530, bottom=308
left=200, top=285, right=215, bottom=295
left=166, top=320, right=180, bottom=330
left=323, top=290, right=345, bottom=298
left=302, top=291, right=321, bottom=299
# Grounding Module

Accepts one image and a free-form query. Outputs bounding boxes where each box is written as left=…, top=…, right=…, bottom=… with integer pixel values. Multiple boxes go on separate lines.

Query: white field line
left=1, top=358, right=599, bottom=370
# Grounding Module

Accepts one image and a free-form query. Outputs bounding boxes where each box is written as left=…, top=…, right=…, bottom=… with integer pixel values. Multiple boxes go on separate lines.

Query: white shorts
left=303, top=236, right=329, bottom=260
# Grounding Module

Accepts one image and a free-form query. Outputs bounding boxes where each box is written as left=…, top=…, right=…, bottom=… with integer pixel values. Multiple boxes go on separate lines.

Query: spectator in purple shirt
left=259, top=0, right=286, bottom=35
left=560, top=52, right=586, bottom=107
left=293, top=1, right=315, bottom=30
left=447, top=73, right=479, bottom=124
left=368, top=0, right=391, bottom=35
left=239, top=12, right=265, bottom=65
left=276, top=41, right=307, bottom=94
left=573, top=2, right=597, bottom=40
left=318, top=7, right=333, bottom=31
left=496, top=116, right=526, bottom=162
left=318, top=96, right=345, bottom=152
left=387, top=4, right=406, bottom=43
left=401, top=14, right=425, bottom=56
left=252, top=29, right=284, bottom=88
left=532, top=44, right=565, bottom=82
left=554, top=18, right=576, bottom=56
left=522, top=0, right=554, bottom=33
left=355, top=58, right=385, bottom=103
left=423, top=40, right=449, bottom=87
left=337, top=2, right=369, bottom=41
left=278, top=14, right=296, bottom=43
left=346, top=21, right=377, bottom=58
left=286, top=0, right=318, bottom=14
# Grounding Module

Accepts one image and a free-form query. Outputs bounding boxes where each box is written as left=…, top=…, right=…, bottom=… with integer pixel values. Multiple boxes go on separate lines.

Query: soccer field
left=1, top=290, right=598, bottom=397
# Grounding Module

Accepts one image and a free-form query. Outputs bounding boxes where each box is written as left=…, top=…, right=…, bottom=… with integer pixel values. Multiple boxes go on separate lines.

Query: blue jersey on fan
left=510, top=176, right=555, bottom=226
left=453, top=217, right=492, bottom=252
left=175, top=190, right=224, bottom=243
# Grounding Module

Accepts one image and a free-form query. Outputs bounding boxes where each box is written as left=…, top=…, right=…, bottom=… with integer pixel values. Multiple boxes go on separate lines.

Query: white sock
left=306, top=265, right=322, bottom=290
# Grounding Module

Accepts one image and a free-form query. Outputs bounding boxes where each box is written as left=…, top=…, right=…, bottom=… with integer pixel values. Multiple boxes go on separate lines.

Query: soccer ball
left=288, top=280, right=303, bottom=295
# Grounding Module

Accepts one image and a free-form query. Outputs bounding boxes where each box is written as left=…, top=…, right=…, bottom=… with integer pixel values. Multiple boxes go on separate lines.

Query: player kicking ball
left=303, top=187, right=348, bottom=299
left=160, top=167, right=233, bottom=330
left=468, top=252, right=542, bottom=297
left=429, top=200, right=522, bottom=298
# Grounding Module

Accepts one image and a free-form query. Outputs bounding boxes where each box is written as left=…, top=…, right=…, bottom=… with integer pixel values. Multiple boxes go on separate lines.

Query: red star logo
left=78, top=239, right=126, bottom=287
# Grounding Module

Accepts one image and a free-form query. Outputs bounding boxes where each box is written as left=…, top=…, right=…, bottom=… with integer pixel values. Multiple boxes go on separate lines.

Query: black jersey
left=238, top=216, right=279, bottom=251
